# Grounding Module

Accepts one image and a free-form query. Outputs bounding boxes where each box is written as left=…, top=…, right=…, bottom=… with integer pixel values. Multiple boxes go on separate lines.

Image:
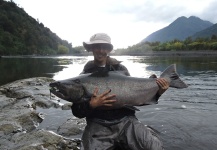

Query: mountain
left=142, top=16, right=213, bottom=43
left=191, top=23, right=217, bottom=39
left=0, top=0, right=75, bottom=55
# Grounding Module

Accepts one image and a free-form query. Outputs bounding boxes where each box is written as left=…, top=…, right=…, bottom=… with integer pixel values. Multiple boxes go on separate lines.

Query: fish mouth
left=50, top=87, right=69, bottom=100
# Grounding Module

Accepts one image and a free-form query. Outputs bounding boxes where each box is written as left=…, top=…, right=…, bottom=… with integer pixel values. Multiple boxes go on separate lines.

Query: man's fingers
left=105, top=94, right=116, bottom=100
left=156, top=78, right=169, bottom=91
left=103, top=99, right=116, bottom=104
left=157, top=79, right=168, bottom=86
left=103, top=100, right=116, bottom=107
left=90, top=88, right=116, bottom=108
left=157, top=80, right=163, bottom=87
left=104, top=104, right=114, bottom=107
left=93, top=87, right=99, bottom=96
left=101, top=89, right=112, bottom=97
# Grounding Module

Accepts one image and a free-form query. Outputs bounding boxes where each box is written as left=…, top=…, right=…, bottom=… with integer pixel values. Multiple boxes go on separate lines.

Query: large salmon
left=49, top=64, right=187, bottom=108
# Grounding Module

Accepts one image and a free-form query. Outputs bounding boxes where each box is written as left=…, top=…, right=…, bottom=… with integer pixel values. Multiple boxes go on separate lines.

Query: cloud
left=200, top=0, right=217, bottom=23
left=104, top=0, right=216, bottom=23
left=105, top=1, right=184, bottom=23
left=11, top=0, right=217, bottom=48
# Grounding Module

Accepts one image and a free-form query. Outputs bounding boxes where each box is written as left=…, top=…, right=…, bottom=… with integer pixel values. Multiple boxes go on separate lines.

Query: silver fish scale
left=80, top=74, right=159, bottom=107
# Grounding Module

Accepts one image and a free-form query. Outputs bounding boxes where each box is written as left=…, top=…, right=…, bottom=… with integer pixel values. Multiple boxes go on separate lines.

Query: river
left=0, top=55, right=217, bottom=150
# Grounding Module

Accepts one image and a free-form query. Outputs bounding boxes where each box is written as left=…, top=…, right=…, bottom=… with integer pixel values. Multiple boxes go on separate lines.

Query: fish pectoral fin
left=81, top=85, right=92, bottom=98
left=123, top=105, right=140, bottom=111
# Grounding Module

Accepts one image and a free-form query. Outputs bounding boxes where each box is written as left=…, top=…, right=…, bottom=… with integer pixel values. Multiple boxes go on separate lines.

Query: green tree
left=188, top=42, right=205, bottom=50
left=172, top=42, right=183, bottom=50
left=211, top=35, right=217, bottom=41
left=58, top=45, right=69, bottom=54
left=208, top=42, right=217, bottom=50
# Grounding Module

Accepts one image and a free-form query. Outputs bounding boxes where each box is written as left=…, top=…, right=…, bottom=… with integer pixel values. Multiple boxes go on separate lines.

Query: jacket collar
left=106, top=56, right=122, bottom=65
left=84, top=56, right=121, bottom=71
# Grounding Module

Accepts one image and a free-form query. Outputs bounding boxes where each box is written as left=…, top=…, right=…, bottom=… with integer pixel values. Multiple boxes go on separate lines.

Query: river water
left=1, top=55, right=217, bottom=150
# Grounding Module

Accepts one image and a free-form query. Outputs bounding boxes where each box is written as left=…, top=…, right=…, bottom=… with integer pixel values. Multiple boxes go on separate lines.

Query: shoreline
left=111, top=50, right=217, bottom=57
left=1, top=50, right=217, bottom=58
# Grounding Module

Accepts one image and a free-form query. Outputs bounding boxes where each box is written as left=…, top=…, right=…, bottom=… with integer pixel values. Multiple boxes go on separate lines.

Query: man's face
left=91, top=44, right=111, bottom=63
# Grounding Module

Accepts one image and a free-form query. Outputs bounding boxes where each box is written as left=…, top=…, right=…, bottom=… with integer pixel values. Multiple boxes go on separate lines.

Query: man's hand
left=89, top=87, right=116, bottom=109
left=156, top=78, right=169, bottom=95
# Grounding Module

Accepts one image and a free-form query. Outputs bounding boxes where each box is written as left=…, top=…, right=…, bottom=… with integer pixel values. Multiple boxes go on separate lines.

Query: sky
left=10, top=0, right=217, bottom=49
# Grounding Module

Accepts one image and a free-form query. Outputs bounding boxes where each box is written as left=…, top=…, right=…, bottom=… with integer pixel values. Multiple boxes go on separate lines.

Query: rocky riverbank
left=0, top=77, right=85, bottom=150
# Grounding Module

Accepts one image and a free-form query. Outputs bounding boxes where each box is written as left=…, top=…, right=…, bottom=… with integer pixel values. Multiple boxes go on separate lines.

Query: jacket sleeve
left=117, top=64, right=131, bottom=76
left=71, top=97, right=93, bottom=118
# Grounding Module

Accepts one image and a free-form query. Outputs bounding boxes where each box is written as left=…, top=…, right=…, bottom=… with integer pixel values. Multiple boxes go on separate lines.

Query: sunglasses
left=91, top=44, right=111, bottom=50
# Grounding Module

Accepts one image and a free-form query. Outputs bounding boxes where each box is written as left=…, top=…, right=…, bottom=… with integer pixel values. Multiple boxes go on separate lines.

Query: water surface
left=1, top=55, right=217, bottom=150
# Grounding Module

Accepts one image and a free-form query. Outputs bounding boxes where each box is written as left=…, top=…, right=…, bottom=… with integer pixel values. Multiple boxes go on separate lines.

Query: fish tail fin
left=160, top=64, right=188, bottom=89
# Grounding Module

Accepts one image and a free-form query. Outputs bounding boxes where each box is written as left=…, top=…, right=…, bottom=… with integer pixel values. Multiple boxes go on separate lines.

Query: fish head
left=49, top=79, right=85, bottom=102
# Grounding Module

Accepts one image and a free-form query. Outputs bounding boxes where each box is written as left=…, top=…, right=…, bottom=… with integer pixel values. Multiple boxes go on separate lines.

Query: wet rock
left=0, top=121, right=23, bottom=135
left=11, top=130, right=80, bottom=150
left=62, top=102, right=73, bottom=110
left=57, top=118, right=86, bottom=137
left=33, top=95, right=61, bottom=108
left=0, top=77, right=82, bottom=150
left=0, top=95, right=16, bottom=109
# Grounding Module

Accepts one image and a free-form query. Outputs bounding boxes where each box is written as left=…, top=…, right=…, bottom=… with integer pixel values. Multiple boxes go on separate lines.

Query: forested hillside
left=114, top=35, right=217, bottom=55
left=191, top=23, right=217, bottom=39
left=0, top=0, right=78, bottom=55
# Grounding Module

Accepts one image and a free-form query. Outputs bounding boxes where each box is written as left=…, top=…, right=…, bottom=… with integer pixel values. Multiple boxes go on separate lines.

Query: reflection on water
left=0, top=57, right=63, bottom=86
left=1, top=55, right=217, bottom=150
left=52, top=56, right=89, bottom=80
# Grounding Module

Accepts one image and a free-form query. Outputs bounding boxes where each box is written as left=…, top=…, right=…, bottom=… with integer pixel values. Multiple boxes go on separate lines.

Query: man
left=71, top=33, right=169, bottom=150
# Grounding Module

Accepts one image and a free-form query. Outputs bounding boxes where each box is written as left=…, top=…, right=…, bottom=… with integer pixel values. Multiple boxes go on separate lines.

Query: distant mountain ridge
left=142, top=16, right=214, bottom=43
left=191, top=23, right=217, bottom=39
